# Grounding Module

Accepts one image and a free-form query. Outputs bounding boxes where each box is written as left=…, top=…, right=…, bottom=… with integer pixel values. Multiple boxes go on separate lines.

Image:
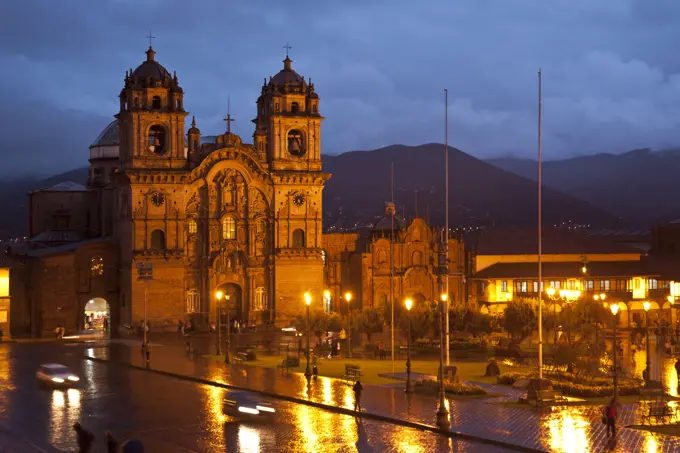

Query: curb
left=83, top=355, right=549, bottom=453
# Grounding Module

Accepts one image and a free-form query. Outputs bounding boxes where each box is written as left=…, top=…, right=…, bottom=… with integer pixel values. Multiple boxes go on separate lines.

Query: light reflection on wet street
left=0, top=343, right=513, bottom=453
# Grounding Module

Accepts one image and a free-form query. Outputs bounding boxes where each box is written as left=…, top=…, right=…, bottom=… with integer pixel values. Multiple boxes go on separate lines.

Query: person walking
left=353, top=379, right=363, bottom=411
left=603, top=397, right=618, bottom=437
left=104, top=431, right=119, bottom=453
left=73, top=423, right=95, bottom=453
left=675, top=359, right=680, bottom=387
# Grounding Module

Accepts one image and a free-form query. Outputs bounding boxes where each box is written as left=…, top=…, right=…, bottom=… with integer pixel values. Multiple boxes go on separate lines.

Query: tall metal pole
left=613, top=312, right=619, bottom=397
left=217, top=302, right=222, bottom=356
left=537, top=69, right=544, bottom=379
left=225, top=296, right=231, bottom=364
left=405, top=307, right=412, bottom=393
left=645, top=309, right=651, bottom=382
left=390, top=162, right=396, bottom=371
left=348, top=305, right=352, bottom=359
left=305, top=302, right=311, bottom=382
left=436, top=292, right=449, bottom=429
left=444, top=88, right=450, bottom=366
left=143, top=285, right=148, bottom=347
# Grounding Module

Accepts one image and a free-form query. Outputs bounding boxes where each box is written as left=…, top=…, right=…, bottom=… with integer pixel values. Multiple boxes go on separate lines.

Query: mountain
left=487, top=148, right=680, bottom=227
left=0, top=144, right=623, bottom=240
left=322, top=144, right=622, bottom=229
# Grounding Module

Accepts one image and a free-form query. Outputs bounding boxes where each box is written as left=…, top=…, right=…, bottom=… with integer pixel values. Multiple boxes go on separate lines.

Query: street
left=0, top=342, right=513, bottom=453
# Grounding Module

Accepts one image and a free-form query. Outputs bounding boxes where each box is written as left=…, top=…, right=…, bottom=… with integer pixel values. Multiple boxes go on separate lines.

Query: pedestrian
left=675, top=359, right=680, bottom=387
left=145, top=343, right=151, bottom=362
left=312, top=353, right=318, bottom=377
left=73, top=422, right=95, bottom=453
left=603, top=397, right=618, bottom=437
left=353, top=379, right=363, bottom=411
left=178, top=320, right=184, bottom=338
left=104, top=431, right=119, bottom=453
left=378, top=341, right=385, bottom=360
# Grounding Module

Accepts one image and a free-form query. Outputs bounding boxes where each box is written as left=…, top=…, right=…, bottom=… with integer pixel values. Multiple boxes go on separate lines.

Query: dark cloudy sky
left=1, top=0, right=679, bottom=176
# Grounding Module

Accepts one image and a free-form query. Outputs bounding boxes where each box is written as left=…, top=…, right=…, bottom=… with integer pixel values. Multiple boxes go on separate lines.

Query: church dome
left=131, top=47, right=171, bottom=80
left=268, top=57, right=306, bottom=89
left=90, top=120, right=119, bottom=148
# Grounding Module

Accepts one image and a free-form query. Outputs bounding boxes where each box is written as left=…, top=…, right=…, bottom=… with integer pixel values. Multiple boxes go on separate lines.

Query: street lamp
left=405, top=298, right=413, bottom=393
left=610, top=302, right=620, bottom=398
left=304, top=292, right=312, bottom=384
left=345, top=292, right=353, bottom=359
left=215, top=291, right=223, bottom=356
left=436, top=292, right=449, bottom=430
left=643, top=301, right=651, bottom=384
left=224, top=294, right=231, bottom=364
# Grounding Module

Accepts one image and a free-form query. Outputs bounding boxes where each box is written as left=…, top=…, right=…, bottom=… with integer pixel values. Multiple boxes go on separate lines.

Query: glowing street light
left=643, top=301, right=652, bottom=383
left=610, top=302, right=620, bottom=397
left=436, top=292, right=449, bottom=430
left=215, top=291, right=223, bottom=357
left=345, top=292, right=353, bottom=359
left=405, top=298, right=413, bottom=393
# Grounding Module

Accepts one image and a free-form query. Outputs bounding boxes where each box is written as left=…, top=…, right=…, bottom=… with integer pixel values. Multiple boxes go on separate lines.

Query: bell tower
left=252, top=55, right=322, bottom=172
left=117, top=46, right=188, bottom=170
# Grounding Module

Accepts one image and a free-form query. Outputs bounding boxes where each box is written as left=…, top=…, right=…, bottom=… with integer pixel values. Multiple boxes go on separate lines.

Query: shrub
left=497, top=372, right=533, bottom=385
left=415, top=379, right=488, bottom=396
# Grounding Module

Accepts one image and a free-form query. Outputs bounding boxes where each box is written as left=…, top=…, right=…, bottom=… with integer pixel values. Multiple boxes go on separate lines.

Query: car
left=36, top=363, right=80, bottom=388
left=222, top=391, right=276, bottom=420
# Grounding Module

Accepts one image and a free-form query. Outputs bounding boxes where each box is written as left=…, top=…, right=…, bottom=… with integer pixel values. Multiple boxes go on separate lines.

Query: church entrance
left=215, top=283, right=244, bottom=325
left=84, top=298, right=110, bottom=332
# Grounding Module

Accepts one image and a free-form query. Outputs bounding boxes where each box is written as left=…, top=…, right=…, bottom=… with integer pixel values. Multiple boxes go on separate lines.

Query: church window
left=412, top=250, right=423, bottom=266
left=185, top=289, right=199, bottom=314
left=188, top=219, right=197, bottom=235
left=291, top=102, right=299, bottom=113
left=134, top=96, right=139, bottom=107
left=147, top=125, right=167, bottom=155
left=377, top=250, right=387, bottom=265
left=312, top=104, right=317, bottom=113
left=222, top=216, right=236, bottom=240
left=90, top=256, right=104, bottom=277
left=411, top=228, right=421, bottom=241
left=253, top=287, right=266, bottom=311
left=151, top=229, right=166, bottom=250
left=257, top=219, right=266, bottom=233
left=152, top=96, right=162, bottom=109
left=378, top=293, right=388, bottom=308
left=275, top=102, right=280, bottom=112
left=292, top=229, right=305, bottom=248
left=286, top=129, right=306, bottom=157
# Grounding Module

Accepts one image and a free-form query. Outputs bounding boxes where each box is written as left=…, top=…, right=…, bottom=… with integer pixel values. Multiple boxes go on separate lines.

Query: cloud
left=0, top=0, right=679, bottom=176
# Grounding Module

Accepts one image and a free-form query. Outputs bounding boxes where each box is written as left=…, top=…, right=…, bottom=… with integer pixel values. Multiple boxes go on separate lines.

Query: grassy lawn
left=204, top=353, right=535, bottom=386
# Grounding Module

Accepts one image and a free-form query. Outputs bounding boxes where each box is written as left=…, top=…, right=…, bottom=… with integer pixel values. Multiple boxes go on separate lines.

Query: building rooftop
left=90, top=120, right=119, bottom=147
left=473, top=260, right=656, bottom=280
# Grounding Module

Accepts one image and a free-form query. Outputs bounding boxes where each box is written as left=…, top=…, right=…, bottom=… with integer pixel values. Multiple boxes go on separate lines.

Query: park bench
left=277, top=356, right=299, bottom=372
left=535, top=390, right=566, bottom=406
left=343, top=364, right=362, bottom=382
left=641, top=403, right=677, bottom=425
left=638, top=388, right=665, bottom=403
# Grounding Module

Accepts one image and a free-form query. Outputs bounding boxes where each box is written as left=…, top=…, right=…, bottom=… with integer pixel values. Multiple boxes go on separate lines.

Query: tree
left=502, top=302, right=537, bottom=341
left=295, top=310, right=332, bottom=346
left=382, top=299, right=403, bottom=327
left=467, top=311, right=494, bottom=342
left=353, top=308, right=384, bottom=344
left=400, top=299, right=438, bottom=341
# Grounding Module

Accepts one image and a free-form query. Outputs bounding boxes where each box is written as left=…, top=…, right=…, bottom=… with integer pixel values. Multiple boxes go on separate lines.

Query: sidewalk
left=86, top=337, right=680, bottom=453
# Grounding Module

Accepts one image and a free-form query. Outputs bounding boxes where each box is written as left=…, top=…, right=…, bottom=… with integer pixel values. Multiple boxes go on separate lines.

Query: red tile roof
left=473, top=260, right=654, bottom=279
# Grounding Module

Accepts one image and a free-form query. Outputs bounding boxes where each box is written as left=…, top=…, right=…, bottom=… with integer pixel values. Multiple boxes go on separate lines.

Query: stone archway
left=84, top=297, right=110, bottom=332
left=216, top=283, right=244, bottom=323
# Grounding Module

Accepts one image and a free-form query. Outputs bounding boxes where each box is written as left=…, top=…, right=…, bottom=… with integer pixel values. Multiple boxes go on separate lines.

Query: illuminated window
left=253, top=287, right=265, bottom=311
left=321, top=250, right=327, bottom=264
left=0, top=268, right=9, bottom=297
left=585, top=280, right=594, bottom=291
left=188, top=219, right=197, bottom=234
left=599, top=280, right=611, bottom=291
left=500, top=281, right=508, bottom=292
left=222, top=217, right=236, bottom=240
left=649, top=279, right=658, bottom=290
left=90, top=256, right=104, bottom=277
left=185, top=289, right=199, bottom=314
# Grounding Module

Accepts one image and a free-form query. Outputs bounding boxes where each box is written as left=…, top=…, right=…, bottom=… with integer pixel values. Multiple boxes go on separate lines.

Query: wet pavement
left=0, top=342, right=513, bottom=453
left=81, top=334, right=680, bottom=453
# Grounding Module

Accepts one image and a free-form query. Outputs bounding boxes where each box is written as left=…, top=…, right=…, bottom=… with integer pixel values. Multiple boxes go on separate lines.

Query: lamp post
left=643, top=301, right=651, bottom=384
left=224, top=294, right=231, bottom=364
left=436, top=292, right=450, bottom=430
left=215, top=291, right=223, bottom=356
left=304, top=292, right=312, bottom=384
left=546, top=287, right=558, bottom=345
left=405, top=298, right=413, bottom=393
left=610, top=302, right=620, bottom=398
left=345, top=292, right=353, bottom=359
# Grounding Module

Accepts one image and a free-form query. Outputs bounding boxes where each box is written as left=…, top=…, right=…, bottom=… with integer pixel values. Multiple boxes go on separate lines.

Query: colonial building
left=322, top=203, right=467, bottom=313
left=9, top=46, right=329, bottom=337
left=470, top=228, right=680, bottom=327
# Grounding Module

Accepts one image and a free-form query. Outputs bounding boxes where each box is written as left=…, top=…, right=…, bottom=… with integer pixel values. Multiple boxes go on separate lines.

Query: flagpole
left=537, top=69, right=544, bottom=379
left=391, top=161, right=396, bottom=372
left=444, top=89, right=450, bottom=366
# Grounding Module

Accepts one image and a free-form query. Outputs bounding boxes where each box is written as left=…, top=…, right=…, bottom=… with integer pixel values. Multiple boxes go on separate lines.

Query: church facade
left=9, top=46, right=330, bottom=336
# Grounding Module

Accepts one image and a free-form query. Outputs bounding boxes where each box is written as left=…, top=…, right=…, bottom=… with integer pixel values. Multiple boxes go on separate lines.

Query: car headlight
left=238, top=406, right=260, bottom=415
left=67, top=376, right=79, bottom=382
left=51, top=377, right=65, bottom=383
left=256, top=405, right=275, bottom=413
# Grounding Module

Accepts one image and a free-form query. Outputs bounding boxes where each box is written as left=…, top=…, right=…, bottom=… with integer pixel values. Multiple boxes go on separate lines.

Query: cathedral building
left=9, top=46, right=329, bottom=336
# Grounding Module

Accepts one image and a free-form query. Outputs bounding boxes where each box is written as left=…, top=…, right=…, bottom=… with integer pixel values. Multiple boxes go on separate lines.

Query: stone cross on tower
left=223, top=98, right=234, bottom=134
left=283, top=42, right=292, bottom=57
left=146, top=31, right=155, bottom=47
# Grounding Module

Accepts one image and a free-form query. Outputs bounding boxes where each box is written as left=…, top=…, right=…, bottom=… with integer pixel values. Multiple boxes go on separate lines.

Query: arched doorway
left=84, top=298, right=110, bottom=332
left=216, top=283, right=244, bottom=323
